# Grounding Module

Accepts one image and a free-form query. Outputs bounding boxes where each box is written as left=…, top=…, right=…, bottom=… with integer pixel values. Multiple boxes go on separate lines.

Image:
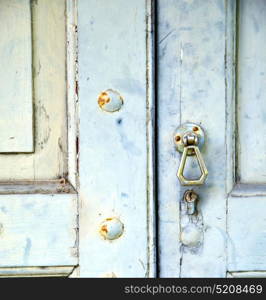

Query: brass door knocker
left=174, top=123, right=208, bottom=186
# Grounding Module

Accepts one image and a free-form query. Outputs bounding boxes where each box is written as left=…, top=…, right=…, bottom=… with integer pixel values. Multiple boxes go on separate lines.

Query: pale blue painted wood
left=78, top=0, right=155, bottom=277
left=158, top=0, right=231, bottom=277
left=227, top=0, right=266, bottom=274
left=0, top=194, right=78, bottom=267
left=228, top=193, right=266, bottom=271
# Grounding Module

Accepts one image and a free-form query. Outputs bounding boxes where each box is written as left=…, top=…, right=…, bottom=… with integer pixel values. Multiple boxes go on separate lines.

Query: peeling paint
left=180, top=195, right=204, bottom=252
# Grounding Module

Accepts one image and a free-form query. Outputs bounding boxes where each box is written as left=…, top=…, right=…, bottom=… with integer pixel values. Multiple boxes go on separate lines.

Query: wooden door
left=77, top=0, right=266, bottom=277
left=3, top=0, right=266, bottom=278
left=0, top=0, right=78, bottom=277
left=78, top=0, right=156, bottom=277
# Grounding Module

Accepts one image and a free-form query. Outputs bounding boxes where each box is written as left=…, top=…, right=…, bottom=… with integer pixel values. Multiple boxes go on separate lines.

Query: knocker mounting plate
left=174, top=123, right=205, bottom=156
left=174, top=123, right=208, bottom=186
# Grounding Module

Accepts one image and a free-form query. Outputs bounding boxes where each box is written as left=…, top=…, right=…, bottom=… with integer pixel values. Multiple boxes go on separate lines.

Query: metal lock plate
left=174, top=123, right=208, bottom=186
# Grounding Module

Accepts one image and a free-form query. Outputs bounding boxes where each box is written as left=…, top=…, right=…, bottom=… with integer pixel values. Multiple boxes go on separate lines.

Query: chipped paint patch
left=180, top=223, right=202, bottom=247
left=180, top=197, right=204, bottom=253
left=23, top=238, right=32, bottom=263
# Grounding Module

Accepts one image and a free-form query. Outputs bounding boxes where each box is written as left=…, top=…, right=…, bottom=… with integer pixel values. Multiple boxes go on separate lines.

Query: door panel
left=0, top=194, right=77, bottom=268
left=0, top=0, right=68, bottom=181
left=0, top=0, right=33, bottom=153
left=158, top=0, right=266, bottom=277
left=158, top=0, right=230, bottom=277
left=228, top=193, right=266, bottom=271
left=78, top=0, right=156, bottom=277
left=237, top=0, right=266, bottom=183
left=228, top=0, right=266, bottom=273
left=2, top=0, right=266, bottom=278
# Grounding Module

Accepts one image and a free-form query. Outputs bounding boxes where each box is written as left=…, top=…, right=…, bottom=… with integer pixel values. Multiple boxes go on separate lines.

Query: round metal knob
left=99, top=217, right=124, bottom=240
left=98, top=89, right=123, bottom=112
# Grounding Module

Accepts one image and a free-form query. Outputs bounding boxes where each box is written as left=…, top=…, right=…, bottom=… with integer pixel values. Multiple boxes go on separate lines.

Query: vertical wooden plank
left=158, top=0, right=231, bottom=277
left=146, top=0, right=157, bottom=278
left=31, top=0, right=68, bottom=180
left=0, top=0, right=33, bottom=152
left=66, top=0, right=79, bottom=189
left=237, top=0, right=266, bottom=183
left=157, top=0, right=182, bottom=277
left=225, top=0, right=237, bottom=195
left=78, top=0, right=155, bottom=277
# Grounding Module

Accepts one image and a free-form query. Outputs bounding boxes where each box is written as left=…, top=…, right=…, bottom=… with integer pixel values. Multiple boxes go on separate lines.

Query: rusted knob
left=98, top=89, right=123, bottom=112
left=99, top=217, right=124, bottom=240
left=184, top=190, right=199, bottom=215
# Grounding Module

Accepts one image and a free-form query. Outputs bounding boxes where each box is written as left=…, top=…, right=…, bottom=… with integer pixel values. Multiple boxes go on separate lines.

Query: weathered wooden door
left=78, top=0, right=266, bottom=277
left=2, top=0, right=266, bottom=278
left=157, top=0, right=266, bottom=278
left=0, top=0, right=78, bottom=277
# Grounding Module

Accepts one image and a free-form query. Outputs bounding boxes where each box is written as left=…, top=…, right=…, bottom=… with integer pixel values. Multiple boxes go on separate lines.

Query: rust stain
left=99, top=217, right=124, bottom=240
left=98, top=92, right=111, bottom=108
left=75, top=80, right=79, bottom=95
left=175, top=135, right=181, bottom=142
left=100, top=224, right=108, bottom=234
left=59, top=178, right=66, bottom=185
left=76, top=136, right=79, bottom=154
left=76, top=136, right=80, bottom=175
